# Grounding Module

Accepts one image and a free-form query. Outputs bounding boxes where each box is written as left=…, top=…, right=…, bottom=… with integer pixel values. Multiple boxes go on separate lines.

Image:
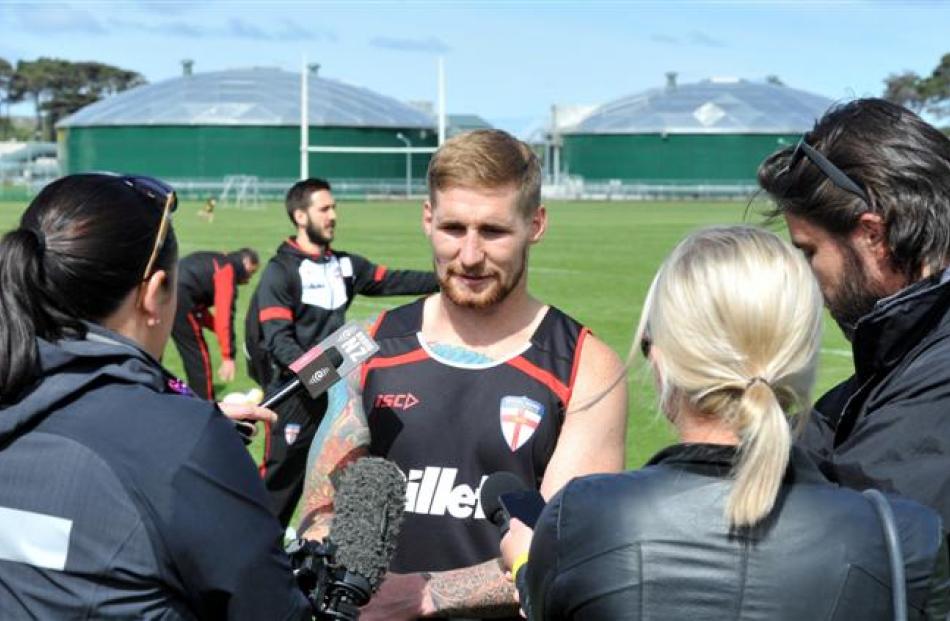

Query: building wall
left=61, top=125, right=435, bottom=180
left=561, top=133, right=800, bottom=183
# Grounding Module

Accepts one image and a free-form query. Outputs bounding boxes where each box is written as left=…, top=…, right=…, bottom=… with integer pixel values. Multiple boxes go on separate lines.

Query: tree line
left=0, top=57, right=144, bottom=141
left=883, top=53, right=949, bottom=120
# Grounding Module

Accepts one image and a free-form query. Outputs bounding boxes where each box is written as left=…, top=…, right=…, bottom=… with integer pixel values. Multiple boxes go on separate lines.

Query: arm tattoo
left=424, top=559, right=518, bottom=617
left=298, top=378, right=370, bottom=538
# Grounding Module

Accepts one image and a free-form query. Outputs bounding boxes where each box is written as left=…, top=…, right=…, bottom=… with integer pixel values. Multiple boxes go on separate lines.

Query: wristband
left=511, top=551, right=530, bottom=579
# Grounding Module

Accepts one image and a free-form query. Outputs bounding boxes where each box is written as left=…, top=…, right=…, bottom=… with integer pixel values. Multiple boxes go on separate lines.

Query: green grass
left=0, top=198, right=853, bottom=470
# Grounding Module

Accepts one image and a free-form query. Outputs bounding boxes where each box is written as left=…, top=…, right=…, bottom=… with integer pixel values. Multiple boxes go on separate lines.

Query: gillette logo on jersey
left=405, top=467, right=489, bottom=519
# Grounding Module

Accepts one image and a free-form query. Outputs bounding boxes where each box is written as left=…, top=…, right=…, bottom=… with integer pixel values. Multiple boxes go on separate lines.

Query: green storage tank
left=56, top=67, right=436, bottom=193
left=561, top=78, right=834, bottom=187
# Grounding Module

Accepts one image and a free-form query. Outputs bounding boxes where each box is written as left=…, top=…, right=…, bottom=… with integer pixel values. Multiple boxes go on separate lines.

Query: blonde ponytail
left=639, top=225, right=822, bottom=529
left=727, top=379, right=791, bottom=527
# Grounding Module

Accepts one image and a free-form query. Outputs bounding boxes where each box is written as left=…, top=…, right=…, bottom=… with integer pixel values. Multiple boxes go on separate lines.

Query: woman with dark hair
left=0, top=174, right=309, bottom=619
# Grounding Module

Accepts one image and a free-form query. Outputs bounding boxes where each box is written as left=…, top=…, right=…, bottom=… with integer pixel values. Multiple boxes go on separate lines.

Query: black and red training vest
left=362, top=298, right=590, bottom=573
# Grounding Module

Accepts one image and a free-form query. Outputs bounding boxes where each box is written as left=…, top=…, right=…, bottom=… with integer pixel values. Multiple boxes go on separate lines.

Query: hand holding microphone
left=232, top=322, right=379, bottom=443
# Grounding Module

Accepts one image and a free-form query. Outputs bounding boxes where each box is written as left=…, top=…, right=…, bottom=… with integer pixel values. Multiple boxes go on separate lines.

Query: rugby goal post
left=298, top=57, right=445, bottom=196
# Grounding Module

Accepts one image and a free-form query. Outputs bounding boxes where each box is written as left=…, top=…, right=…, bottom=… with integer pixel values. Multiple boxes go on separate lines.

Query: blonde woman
left=501, top=226, right=949, bottom=620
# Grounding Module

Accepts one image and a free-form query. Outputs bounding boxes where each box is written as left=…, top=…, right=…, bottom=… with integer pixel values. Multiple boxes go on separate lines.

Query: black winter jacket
left=519, top=444, right=950, bottom=621
left=799, top=272, right=950, bottom=530
left=247, top=238, right=437, bottom=387
left=0, top=325, right=310, bottom=620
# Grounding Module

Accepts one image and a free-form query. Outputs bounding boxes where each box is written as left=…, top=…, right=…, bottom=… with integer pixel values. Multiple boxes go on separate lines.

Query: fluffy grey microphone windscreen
left=330, top=457, right=406, bottom=592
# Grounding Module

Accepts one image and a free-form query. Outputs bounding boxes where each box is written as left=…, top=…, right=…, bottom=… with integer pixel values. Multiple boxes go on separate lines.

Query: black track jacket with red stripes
left=248, top=238, right=438, bottom=386
left=177, top=251, right=249, bottom=361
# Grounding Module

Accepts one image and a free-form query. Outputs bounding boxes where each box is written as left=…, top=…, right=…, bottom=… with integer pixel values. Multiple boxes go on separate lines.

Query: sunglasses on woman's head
left=114, top=174, right=178, bottom=281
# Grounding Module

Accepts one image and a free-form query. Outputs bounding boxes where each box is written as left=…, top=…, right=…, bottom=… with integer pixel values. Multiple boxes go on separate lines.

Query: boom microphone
left=284, top=458, right=405, bottom=619
left=330, top=457, right=407, bottom=595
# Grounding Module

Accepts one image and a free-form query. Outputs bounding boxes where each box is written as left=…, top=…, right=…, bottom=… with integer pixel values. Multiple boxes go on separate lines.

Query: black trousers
left=260, top=387, right=329, bottom=527
left=171, top=299, right=215, bottom=400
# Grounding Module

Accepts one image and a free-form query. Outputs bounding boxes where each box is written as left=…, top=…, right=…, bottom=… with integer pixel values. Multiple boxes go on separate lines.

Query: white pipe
left=305, top=145, right=437, bottom=154
left=300, top=55, right=309, bottom=180
left=437, top=57, right=446, bottom=145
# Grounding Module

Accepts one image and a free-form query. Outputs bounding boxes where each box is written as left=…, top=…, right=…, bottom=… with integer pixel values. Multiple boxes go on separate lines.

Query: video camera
left=284, top=456, right=406, bottom=620
left=285, top=538, right=372, bottom=621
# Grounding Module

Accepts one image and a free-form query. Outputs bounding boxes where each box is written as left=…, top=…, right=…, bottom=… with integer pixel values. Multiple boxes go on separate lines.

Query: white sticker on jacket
left=299, top=258, right=347, bottom=310
left=340, top=257, right=354, bottom=278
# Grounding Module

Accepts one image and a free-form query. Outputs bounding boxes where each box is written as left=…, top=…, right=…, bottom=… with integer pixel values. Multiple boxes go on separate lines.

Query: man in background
left=247, top=177, right=438, bottom=527
left=758, top=98, right=950, bottom=530
left=172, top=248, right=259, bottom=400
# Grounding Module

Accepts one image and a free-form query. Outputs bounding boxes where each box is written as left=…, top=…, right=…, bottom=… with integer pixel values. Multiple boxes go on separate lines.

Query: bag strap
left=863, top=488, right=907, bottom=621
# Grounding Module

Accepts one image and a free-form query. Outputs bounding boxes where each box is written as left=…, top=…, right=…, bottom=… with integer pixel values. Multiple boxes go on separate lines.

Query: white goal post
left=297, top=57, right=446, bottom=196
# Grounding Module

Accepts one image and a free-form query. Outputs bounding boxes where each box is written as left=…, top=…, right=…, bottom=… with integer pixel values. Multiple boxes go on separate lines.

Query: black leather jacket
left=519, top=444, right=950, bottom=620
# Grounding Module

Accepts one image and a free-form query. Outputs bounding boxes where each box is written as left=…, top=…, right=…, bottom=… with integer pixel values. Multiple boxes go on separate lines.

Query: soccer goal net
left=219, top=175, right=263, bottom=209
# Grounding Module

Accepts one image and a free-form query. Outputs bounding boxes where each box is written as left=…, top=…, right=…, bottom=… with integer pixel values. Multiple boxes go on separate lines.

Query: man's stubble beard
left=437, top=246, right=528, bottom=310
left=827, top=241, right=893, bottom=341
left=304, top=219, right=333, bottom=247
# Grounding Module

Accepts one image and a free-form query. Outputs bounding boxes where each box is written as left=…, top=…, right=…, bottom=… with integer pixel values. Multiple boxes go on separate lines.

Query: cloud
left=106, top=15, right=333, bottom=41
left=108, top=17, right=204, bottom=38
left=688, top=30, right=726, bottom=48
left=12, top=3, right=106, bottom=34
left=370, top=35, right=450, bottom=53
left=153, top=20, right=205, bottom=38
left=650, top=30, right=726, bottom=48
left=132, top=0, right=202, bottom=16
left=227, top=17, right=272, bottom=40
left=273, top=19, right=337, bottom=42
left=12, top=5, right=336, bottom=43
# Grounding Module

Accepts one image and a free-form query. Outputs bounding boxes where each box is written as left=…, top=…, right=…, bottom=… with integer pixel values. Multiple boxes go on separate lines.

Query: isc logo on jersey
left=405, top=467, right=489, bottom=519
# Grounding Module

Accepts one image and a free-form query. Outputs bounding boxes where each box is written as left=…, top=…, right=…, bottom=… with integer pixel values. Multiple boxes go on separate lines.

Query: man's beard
left=304, top=220, right=332, bottom=246
left=827, top=242, right=891, bottom=341
left=438, top=248, right=527, bottom=310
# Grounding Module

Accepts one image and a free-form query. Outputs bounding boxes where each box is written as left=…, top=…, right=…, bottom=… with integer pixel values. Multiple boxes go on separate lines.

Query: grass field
left=0, top=198, right=854, bottom=470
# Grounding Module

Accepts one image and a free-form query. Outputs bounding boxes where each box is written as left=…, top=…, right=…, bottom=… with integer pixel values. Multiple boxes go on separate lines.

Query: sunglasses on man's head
left=782, top=139, right=870, bottom=206
left=116, top=174, right=178, bottom=281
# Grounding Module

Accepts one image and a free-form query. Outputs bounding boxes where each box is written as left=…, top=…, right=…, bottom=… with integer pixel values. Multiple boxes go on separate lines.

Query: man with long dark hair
left=758, top=98, right=950, bottom=529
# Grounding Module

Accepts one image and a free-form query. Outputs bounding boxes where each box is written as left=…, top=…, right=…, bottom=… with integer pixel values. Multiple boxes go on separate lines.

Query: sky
left=1, top=0, right=948, bottom=134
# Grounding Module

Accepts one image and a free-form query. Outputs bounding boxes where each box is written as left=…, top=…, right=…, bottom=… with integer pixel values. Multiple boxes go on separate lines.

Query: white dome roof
left=571, top=79, right=834, bottom=135
left=59, top=67, right=435, bottom=129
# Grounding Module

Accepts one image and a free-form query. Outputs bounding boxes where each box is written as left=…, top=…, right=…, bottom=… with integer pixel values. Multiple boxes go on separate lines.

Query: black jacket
left=0, top=325, right=310, bottom=620
left=177, top=251, right=249, bottom=360
left=246, top=238, right=438, bottom=386
left=519, top=444, right=950, bottom=620
left=799, top=273, right=950, bottom=530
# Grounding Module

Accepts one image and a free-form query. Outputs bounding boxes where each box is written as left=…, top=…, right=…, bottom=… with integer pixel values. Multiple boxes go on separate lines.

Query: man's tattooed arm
left=422, top=559, right=518, bottom=618
left=297, top=379, right=370, bottom=539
